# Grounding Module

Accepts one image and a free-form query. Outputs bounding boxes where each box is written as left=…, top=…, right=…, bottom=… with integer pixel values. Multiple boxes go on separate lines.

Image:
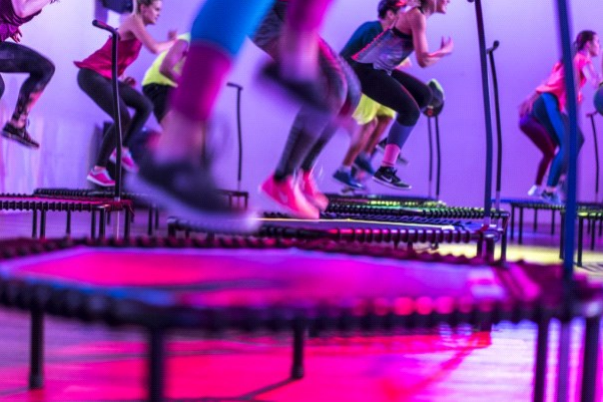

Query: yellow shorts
left=352, top=95, right=396, bottom=125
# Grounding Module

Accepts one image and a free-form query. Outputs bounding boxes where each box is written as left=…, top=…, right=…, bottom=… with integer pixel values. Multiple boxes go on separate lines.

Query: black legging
left=77, top=68, right=153, bottom=167
left=0, top=42, right=55, bottom=121
left=351, top=61, right=431, bottom=148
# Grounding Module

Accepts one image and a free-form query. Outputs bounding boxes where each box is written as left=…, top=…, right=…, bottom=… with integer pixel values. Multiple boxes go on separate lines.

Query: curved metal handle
left=486, top=40, right=500, bottom=54
left=92, top=19, right=120, bottom=38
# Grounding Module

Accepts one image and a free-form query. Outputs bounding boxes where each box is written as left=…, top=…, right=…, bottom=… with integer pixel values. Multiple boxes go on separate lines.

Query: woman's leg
left=130, top=0, right=274, bottom=228
left=533, top=93, right=568, bottom=190
left=353, top=64, right=428, bottom=189
left=519, top=113, right=556, bottom=189
left=77, top=69, right=132, bottom=168
left=0, top=42, right=55, bottom=148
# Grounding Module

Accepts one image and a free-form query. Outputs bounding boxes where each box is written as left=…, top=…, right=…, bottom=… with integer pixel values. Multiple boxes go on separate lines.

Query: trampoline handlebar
left=486, top=40, right=500, bottom=54
left=227, top=82, right=243, bottom=90
left=586, top=111, right=598, bottom=118
left=92, top=20, right=120, bottom=38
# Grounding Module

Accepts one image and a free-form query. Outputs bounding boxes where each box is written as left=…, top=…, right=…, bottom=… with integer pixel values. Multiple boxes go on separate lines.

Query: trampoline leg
left=91, top=211, right=97, bottom=239
left=99, top=209, right=107, bottom=240
left=556, top=320, right=572, bottom=402
left=578, top=217, right=584, bottom=267
left=31, top=209, right=38, bottom=239
left=559, top=215, right=565, bottom=260
left=552, top=210, right=557, bottom=236
left=39, top=209, right=47, bottom=240
left=580, top=316, right=601, bottom=402
left=599, top=219, right=602, bottom=237
left=519, top=207, right=524, bottom=245
left=485, top=238, right=495, bottom=262
left=124, top=208, right=132, bottom=239
left=155, top=208, right=160, bottom=230
left=590, top=218, right=596, bottom=251
left=168, top=222, right=176, bottom=238
left=29, top=310, right=44, bottom=389
left=148, top=328, right=165, bottom=402
left=66, top=210, right=72, bottom=238
left=510, top=206, right=515, bottom=241
left=291, top=323, right=305, bottom=380
left=148, top=208, right=154, bottom=236
left=500, top=227, right=508, bottom=263
left=533, top=318, right=550, bottom=402
left=476, top=239, right=483, bottom=258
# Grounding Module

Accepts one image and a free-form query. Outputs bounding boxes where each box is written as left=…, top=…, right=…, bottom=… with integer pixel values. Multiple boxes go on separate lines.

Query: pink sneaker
left=299, top=170, right=329, bottom=211
left=87, top=167, right=115, bottom=187
left=261, top=175, right=319, bottom=219
left=110, top=148, right=139, bottom=173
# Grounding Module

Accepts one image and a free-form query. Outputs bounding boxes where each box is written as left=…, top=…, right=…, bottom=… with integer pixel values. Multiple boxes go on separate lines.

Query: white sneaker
left=527, top=185, right=541, bottom=197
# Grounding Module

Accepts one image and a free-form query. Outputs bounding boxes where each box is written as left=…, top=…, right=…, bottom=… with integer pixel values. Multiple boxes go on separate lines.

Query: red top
left=75, top=36, right=143, bottom=79
left=0, top=0, right=40, bottom=42
left=536, top=52, right=592, bottom=111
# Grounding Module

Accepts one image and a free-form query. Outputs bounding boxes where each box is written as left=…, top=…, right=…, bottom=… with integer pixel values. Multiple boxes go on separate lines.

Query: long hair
left=575, top=30, right=597, bottom=52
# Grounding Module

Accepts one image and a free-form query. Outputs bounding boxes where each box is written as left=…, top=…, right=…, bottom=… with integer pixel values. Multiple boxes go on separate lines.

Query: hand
left=440, top=36, right=454, bottom=55
left=10, top=28, right=22, bottom=43
left=167, top=30, right=178, bottom=41
left=123, top=76, right=137, bottom=87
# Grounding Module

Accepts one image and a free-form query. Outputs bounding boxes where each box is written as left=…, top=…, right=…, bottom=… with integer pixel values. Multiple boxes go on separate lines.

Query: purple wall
left=3, top=0, right=602, bottom=210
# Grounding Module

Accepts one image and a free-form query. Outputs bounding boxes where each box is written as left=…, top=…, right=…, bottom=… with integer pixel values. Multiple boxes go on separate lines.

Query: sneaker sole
left=372, top=176, right=412, bottom=191
left=1, top=131, right=39, bottom=149
left=128, top=174, right=260, bottom=234
left=87, top=175, right=115, bottom=188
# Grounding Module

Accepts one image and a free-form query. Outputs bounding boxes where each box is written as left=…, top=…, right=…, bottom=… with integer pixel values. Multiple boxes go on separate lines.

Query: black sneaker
left=127, top=158, right=259, bottom=234
left=373, top=166, right=411, bottom=190
left=261, top=62, right=331, bottom=111
left=2, top=123, right=39, bottom=149
left=375, top=139, right=409, bottom=165
left=353, top=154, right=376, bottom=175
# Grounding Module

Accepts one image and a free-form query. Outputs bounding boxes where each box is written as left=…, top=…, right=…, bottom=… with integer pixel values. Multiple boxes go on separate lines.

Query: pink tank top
left=536, top=52, right=592, bottom=111
left=75, top=36, right=143, bottom=79
left=0, top=0, right=40, bottom=42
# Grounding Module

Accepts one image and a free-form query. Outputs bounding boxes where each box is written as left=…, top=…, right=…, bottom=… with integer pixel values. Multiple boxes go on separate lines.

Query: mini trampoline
left=169, top=207, right=508, bottom=262
left=0, top=237, right=600, bottom=401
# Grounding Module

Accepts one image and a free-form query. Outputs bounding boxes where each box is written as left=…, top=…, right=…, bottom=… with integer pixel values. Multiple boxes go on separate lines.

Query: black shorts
left=142, top=83, right=173, bottom=123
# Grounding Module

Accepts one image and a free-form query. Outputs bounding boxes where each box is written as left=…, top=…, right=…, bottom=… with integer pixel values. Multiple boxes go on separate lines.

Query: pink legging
left=172, top=0, right=334, bottom=123
left=519, top=114, right=557, bottom=186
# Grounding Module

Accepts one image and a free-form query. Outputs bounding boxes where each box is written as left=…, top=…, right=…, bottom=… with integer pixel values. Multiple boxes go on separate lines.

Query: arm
left=11, top=0, right=53, bottom=18
left=582, top=61, right=600, bottom=88
left=402, top=9, right=453, bottom=68
left=124, top=15, right=176, bottom=55
left=159, top=39, right=188, bottom=83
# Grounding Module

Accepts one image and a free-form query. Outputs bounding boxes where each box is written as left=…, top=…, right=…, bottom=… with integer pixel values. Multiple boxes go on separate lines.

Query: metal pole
left=469, top=0, right=495, bottom=226
left=227, top=82, right=244, bottom=191
left=487, top=40, right=502, bottom=210
left=428, top=115, right=434, bottom=198
left=587, top=112, right=600, bottom=201
left=554, top=0, right=577, bottom=283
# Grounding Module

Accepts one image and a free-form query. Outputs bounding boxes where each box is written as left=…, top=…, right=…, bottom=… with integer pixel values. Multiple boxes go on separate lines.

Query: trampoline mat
left=258, top=217, right=457, bottom=231
left=1, top=247, right=544, bottom=310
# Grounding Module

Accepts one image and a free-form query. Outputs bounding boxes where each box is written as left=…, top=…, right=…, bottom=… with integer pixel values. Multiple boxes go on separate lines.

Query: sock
left=382, top=144, right=400, bottom=167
